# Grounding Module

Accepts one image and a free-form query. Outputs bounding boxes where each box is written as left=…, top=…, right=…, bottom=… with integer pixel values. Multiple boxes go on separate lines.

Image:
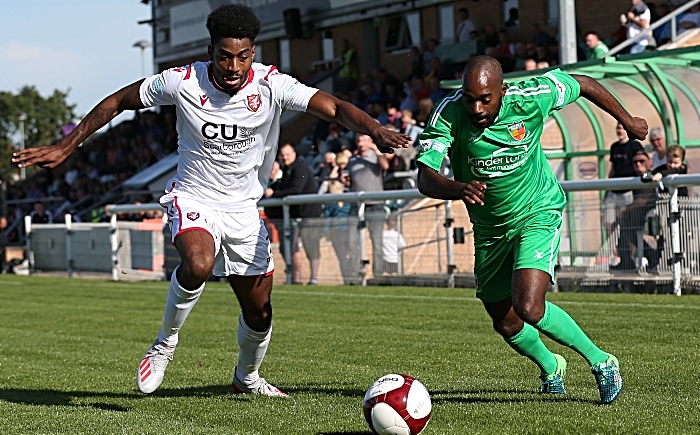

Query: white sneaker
left=136, top=340, right=175, bottom=394
left=231, top=366, right=288, bottom=397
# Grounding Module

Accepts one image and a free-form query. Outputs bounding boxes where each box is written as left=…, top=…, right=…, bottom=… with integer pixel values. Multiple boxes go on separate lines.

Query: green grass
left=1, top=276, right=700, bottom=434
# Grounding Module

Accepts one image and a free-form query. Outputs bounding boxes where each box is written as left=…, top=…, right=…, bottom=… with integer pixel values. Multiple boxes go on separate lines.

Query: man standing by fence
left=416, top=55, right=647, bottom=403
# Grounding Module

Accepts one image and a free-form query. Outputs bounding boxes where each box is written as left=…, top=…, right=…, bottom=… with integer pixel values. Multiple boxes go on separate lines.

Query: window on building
left=279, top=39, right=291, bottom=72
left=385, top=12, right=421, bottom=52
left=547, top=0, right=559, bottom=26
left=322, top=30, right=334, bottom=61
left=439, top=5, right=454, bottom=44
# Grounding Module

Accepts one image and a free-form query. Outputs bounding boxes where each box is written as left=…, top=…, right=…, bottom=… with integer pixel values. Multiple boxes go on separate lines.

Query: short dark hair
left=585, top=31, right=600, bottom=38
left=206, top=3, right=261, bottom=45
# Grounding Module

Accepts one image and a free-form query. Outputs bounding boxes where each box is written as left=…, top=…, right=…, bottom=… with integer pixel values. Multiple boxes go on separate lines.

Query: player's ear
left=501, top=83, right=507, bottom=97
left=251, top=45, right=256, bottom=61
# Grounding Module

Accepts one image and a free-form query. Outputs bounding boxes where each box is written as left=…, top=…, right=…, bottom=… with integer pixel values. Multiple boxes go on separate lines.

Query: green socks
left=535, top=301, right=608, bottom=366
left=504, top=323, right=558, bottom=376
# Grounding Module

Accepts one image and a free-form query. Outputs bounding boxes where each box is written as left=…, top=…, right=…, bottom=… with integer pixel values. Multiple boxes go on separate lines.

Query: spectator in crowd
left=614, top=151, right=658, bottom=270
left=0, top=214, right=7, bottom=272
left=536, top=60, right=551, bottom=69
left=622, top=0, right=652, bottom=54
left=678, top=3, right=700, bottom=34
left=531, top=23, right=554, bottom=47
left=585, top=31, right=610, bottom=59
left=535, top=43, right=557, bottom=66
left=322, top=180, right=354, bottom=284
left=649, top=127, right=667, bottom=169
left=428, top=76, right=448, bottom=105
left=524, top=58, right=538, bottom=71
left=382, top=216, right=406, bottom=275
left=345, top=134, right=389, bottom=280
left=505, top=8, right=520, bottom=29
left=265, top=143, right=323, bottom=285
left=513, top=42, right=530, bottom=70
left=483, top=24, right=500, bottom=48
left=410, top=46, right=424, bottom=79
left=605, top=122, right=645, bottom=260
left=421, top=39, right=440, bottom=74
left=456, top=7, right=477, bottom=42
left=496, top=29, right=516, bottom=59
left=652, top=144, right=689, bottom=197
left=30, top=202, right=53, bottom=224
left=337, top=38, right=359, bottom=93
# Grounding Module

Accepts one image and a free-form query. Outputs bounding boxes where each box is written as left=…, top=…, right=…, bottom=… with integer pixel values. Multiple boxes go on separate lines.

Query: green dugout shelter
left=440, top=45, right=700, bottom=264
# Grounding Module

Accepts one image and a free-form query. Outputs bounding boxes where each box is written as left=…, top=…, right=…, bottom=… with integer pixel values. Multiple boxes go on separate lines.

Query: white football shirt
left=139, top=61, right=318, bottom=212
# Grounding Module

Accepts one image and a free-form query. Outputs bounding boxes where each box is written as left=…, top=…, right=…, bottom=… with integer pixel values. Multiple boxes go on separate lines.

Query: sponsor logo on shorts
left=187, top=212, right=200, bottom=221
left=246, top=93, right=262, bottom=112
left=534, top=250, right=544, bottom=260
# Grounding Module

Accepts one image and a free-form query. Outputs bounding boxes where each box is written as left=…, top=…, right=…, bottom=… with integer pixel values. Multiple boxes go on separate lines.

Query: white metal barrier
left=22, top=174, right=700, bottom=294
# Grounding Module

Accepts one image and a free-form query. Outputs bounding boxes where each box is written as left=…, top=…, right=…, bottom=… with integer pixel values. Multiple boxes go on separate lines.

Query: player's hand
left=372, top=128, right=413, bottom=153
left=461, top=180, right=487, bottom=206
left=12, top=142, right=71, bottom=169
left=624, top=117, right=648, bottom=141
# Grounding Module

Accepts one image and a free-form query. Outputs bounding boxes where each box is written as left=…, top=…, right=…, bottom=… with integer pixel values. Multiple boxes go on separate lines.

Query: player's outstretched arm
left=306, top=91, right=413, bottom=152
left=417, top=163, right=486, bottom=205
left=572, top=74, right=648, bottom=140
left=12, top=80, right=146, bottom=169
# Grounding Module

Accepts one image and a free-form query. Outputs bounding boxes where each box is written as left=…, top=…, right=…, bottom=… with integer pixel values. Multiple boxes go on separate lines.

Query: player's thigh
left=214, top=209, right=275, bottom=278
left=474, top=234, right=514, bottom=303
left=513, top=212, right=562, bottom=280
left=161, top=195, right=220, bottom=270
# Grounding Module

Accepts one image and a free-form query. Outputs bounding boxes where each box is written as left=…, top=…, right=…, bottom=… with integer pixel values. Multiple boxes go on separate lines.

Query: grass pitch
left=1, top=275, right=700, bottom=434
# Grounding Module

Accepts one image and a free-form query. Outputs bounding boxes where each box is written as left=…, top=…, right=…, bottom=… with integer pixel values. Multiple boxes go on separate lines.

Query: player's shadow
left=429, top=389, right=594, bottom=404
left=316, top=432, right=370, bottom=435
left=0, top=388, right=137, bottom=412
left=283, top=385, right=366, bottom=397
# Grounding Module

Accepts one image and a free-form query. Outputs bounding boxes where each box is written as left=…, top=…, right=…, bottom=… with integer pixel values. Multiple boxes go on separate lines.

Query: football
left=363, top=374, right=432, bottom=435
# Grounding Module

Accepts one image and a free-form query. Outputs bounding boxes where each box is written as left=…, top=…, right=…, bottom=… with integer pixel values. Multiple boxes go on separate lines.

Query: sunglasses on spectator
left=632, top=159, right=647, bottom=164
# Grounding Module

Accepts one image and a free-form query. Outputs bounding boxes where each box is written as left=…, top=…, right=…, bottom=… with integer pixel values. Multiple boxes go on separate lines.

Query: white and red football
left=363, top=374, right=432, bottom=435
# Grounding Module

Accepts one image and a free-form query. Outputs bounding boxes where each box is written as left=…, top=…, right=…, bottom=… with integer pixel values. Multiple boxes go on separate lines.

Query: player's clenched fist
left=461, top=180, right=486, bottom=206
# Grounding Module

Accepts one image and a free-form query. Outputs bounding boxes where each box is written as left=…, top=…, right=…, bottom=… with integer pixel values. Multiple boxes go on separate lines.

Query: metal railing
left=20, top=174, right=700, bottom=294
left=605, top=0, right=700, bottom=57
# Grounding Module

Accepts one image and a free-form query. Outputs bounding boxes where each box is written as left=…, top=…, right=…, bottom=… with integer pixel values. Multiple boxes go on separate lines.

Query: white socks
left=156, top=266, right=205, bottom=347
left=235, top=314, right=271, bottom=385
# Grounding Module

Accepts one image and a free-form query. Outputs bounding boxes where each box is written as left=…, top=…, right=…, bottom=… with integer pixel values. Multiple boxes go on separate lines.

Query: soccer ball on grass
left=363, top=373, right=431, bottom=435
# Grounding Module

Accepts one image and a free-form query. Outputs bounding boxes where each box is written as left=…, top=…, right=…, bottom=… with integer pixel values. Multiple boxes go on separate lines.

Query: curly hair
left=206, top=3, right=261, bottom=45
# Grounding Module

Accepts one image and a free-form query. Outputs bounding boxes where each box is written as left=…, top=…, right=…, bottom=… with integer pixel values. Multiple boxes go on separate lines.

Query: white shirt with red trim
left=139, top=61, right=319, bottom=212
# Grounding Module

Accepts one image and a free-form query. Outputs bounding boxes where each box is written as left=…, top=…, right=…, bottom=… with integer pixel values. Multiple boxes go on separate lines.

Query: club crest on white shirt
left=187, top=212, right=200, bottom=221
left=246, top=94, right=262, bottom=112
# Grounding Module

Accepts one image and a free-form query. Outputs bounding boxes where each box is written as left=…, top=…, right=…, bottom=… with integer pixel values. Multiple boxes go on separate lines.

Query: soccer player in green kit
left=417, top=56, right=648, bottom=404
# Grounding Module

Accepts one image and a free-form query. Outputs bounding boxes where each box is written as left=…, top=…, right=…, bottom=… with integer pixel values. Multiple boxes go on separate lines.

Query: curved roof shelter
left=441, top=46, right=700, bottom=184
left=441, top=46, right=700, bottom=260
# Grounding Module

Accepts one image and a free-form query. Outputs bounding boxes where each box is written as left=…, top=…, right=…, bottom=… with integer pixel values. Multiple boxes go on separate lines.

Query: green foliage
left=0, top=86, right=77, bottom=181
left=1, top=276, right=700, bottom=434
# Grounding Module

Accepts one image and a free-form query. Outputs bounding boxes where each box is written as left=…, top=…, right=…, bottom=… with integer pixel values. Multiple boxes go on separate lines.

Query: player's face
left=461, top=71, right=506, bottom=129
left=208, top=37, right=255, bottom=95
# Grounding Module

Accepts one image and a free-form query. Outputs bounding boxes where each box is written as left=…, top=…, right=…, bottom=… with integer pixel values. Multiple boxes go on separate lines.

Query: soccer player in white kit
left=12, top=3, right=413, bottom=396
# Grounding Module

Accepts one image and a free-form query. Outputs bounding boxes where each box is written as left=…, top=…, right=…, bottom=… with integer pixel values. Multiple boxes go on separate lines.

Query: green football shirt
left=417, top=69, right=580, bottom=233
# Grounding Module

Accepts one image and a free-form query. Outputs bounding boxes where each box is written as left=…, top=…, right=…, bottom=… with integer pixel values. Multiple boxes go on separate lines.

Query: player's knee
left=513, top=301, right=544, bottom=325
left=180, top=256, right=214, bottom=284
left=492, top=320, right=520, bottom=338
left=243, top=303, right=272, bottom=331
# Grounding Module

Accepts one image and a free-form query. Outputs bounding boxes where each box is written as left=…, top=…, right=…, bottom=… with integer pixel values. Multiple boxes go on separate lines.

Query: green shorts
left=474, top=212, right=562, bottom=303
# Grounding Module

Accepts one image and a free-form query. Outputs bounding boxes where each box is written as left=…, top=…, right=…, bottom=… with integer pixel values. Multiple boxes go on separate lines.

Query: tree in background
left=0, top=86, right=77, bottom=181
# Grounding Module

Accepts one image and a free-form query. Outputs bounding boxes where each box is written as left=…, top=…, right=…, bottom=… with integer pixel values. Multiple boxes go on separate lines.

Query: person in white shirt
left=649, top=127, right=667, bottom=169
left=382, top=217, right=407, bottom=274
left=622, top=0, right=651, bottom=54
left=12, top=3, right=412, bottom=397
left=456, top=8, right=477, bottom=43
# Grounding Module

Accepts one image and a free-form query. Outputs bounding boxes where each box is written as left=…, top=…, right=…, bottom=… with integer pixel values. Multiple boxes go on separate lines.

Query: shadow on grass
left=430, top=389, right=594, bottom=404
left=0, top=389, right=137, bottom=411
left=316, top=432, right=370, bottom=435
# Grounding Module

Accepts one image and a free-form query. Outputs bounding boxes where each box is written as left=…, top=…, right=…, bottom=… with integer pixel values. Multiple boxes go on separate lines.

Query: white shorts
left=160, top=193, right=274, bottom=277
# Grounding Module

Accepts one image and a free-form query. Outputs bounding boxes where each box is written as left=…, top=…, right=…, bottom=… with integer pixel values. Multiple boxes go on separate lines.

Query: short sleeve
left=140, top=66, right=187, bottom=107
left=540, top=69, right=581, bottom=114
left=416, top=97, right=458, bottom=172
left=266, top=67, right=319, bottom=112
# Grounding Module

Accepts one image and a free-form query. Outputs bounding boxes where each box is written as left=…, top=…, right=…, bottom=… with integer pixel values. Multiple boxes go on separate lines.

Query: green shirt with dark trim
left=417, top=69, right=581, bottom=234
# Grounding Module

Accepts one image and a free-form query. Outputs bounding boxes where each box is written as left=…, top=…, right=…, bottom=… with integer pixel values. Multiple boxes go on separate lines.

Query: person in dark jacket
left=265, top=143, right=323, bottom=284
